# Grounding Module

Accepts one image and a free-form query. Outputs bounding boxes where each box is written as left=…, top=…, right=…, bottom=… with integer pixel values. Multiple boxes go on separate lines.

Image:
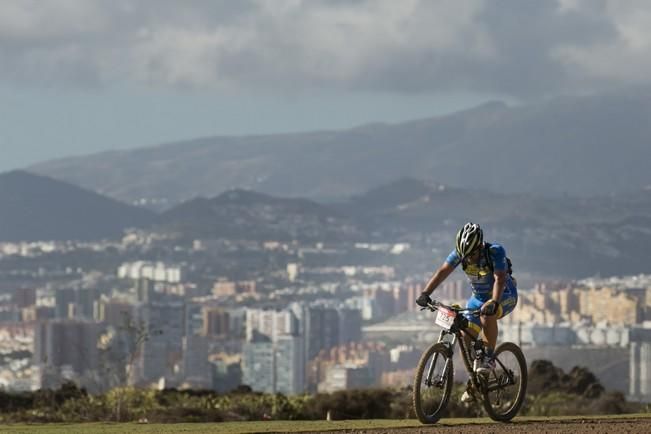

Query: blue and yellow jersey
left=445, top=243, right=513, bottom=296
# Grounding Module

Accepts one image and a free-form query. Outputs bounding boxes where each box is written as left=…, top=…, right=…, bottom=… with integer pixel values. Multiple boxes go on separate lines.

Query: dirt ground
left=317, top=417, right=651, bottom=434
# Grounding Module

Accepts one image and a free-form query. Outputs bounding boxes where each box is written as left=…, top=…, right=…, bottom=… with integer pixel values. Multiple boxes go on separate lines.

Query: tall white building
left=242, top=338, right=275, bottom=394
left=243, top=303, right=361, bottom=394
left=242, top=334, right=305, bottom=395
left=275, top=334, right=305, bottom=395
left=242, top=307, right=305, bottom=394
left=129, top=300, right=185, bottom=386
left=182, top=335, right=212, bottom=389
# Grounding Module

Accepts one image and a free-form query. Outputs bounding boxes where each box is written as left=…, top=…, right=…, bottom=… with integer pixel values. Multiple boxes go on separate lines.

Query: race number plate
left=435, top=307, right=456, bottom=330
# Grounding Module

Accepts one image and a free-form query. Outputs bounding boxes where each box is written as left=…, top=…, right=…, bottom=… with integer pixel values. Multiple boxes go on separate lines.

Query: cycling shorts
left=463, top=280, right=518, bottom=335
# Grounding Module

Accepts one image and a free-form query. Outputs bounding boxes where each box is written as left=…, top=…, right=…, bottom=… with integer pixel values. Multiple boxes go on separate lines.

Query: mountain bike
left=412, top=299, right=527, bottom=423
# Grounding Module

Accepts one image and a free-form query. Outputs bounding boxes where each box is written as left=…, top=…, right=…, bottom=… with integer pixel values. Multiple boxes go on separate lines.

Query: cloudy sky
left=2, top=0, right=651, bottom=171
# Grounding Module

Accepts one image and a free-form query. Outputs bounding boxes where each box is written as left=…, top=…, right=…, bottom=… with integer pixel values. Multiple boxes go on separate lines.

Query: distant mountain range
left=340, top=177, right=651, bottom=231
left=158, top=176, right=651, bottom=277
left=0, top=171, right=363, bottom=243
left=0, top=171, right=155, bottom=242
left=28, top=90, right=651, bottom=207
left=336, top=178, right=651, bottom=277
left=158, top=189, right=363, bottom=242
left=3, top=171, right=651, bottom=278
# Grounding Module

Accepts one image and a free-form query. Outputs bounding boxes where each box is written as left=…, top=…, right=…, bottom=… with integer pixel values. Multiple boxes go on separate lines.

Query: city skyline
left=3, top=1, right=651, bottom=420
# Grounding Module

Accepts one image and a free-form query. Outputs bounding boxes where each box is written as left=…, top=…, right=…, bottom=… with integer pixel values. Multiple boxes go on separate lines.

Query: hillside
left=146, top=178, right=651, bottom=277
left=342, top=178, right=651, bottom=276
left=0, top=171, right=156, bottom=241
left=158, top=189, right=364, bottom=242
left=29, top=90, right=651, bottom=207
left=2, top=170, right=651, bottom=276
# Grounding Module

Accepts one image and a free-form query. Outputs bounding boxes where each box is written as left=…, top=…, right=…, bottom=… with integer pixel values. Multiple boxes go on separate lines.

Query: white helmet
left=455, top=222, right=483, bottom=258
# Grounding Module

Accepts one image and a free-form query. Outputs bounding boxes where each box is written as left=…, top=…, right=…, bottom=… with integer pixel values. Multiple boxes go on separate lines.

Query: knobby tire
left=481, top=341, right=528, bottom=422
left=412, top=342, right=453, bottom=424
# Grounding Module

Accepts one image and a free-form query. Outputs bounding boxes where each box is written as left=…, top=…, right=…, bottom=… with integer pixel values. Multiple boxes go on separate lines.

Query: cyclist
left=416, top=222, right=518, bottom=400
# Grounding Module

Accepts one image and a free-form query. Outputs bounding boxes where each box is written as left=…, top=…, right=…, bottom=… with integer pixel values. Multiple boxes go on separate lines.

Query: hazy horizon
left=4, top=1, right=651, bottom=172
left=1, top=86, right=504, bottom=172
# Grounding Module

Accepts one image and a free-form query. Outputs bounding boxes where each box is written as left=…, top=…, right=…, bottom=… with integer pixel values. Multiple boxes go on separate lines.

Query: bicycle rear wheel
left=412, top=342, right=453, bottom=424
left=481, top=341, right=527, bottom=421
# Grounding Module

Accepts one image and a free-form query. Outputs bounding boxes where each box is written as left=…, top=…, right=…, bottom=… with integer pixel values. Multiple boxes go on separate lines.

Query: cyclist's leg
left=480, top=312, right=498, bottom=352
left=498, top=279, right=518, bottom=320
left=461, top=294, right=484, bottom=397
left=482, top=280, right=518, bottom=353
left=462, top=293, right=484, bottom=343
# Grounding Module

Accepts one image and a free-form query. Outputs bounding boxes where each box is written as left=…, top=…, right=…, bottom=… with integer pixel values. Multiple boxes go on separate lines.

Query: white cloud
left=1, top=0, right=651, bottom=97
left=0, top=0, right=108, bottom=40
left=551, top=0, right=651, bottom=88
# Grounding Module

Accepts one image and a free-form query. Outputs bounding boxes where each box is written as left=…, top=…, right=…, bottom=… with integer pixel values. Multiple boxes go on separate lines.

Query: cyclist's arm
left=488, top=244, right=508, bottom=303
left=491, top=270, right=507, bottom=302
left=422, top=262, right=455, bottom=295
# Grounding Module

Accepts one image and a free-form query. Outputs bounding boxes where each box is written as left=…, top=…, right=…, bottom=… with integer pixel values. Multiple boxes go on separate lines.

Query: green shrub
left=0, top=359, right=641, bottom=423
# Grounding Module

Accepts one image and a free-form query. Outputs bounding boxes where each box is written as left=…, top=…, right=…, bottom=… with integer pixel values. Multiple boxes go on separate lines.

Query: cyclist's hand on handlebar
left=416, top=292, right=432, bottom=307
left=480, top=299, right=500, bottom=316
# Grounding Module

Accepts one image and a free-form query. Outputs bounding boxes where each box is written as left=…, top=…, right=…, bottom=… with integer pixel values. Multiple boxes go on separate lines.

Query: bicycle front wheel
left=481, top=341, right=528, bottom=421
left=412, top=342, right=453, bottom=424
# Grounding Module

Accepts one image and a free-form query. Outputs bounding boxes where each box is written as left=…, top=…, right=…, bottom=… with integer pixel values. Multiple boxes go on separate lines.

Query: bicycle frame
left=432, top=327, right=480, bottom=393
left=424, top=301, right=516, bottom=399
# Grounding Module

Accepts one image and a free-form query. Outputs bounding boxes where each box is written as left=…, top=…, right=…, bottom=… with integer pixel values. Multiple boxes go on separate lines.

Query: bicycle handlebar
left=420, top=299, right=482, bottom=317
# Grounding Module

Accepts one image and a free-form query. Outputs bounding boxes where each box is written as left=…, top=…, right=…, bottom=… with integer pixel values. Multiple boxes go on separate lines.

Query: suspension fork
left=425, top=331, right=456, bottom=385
